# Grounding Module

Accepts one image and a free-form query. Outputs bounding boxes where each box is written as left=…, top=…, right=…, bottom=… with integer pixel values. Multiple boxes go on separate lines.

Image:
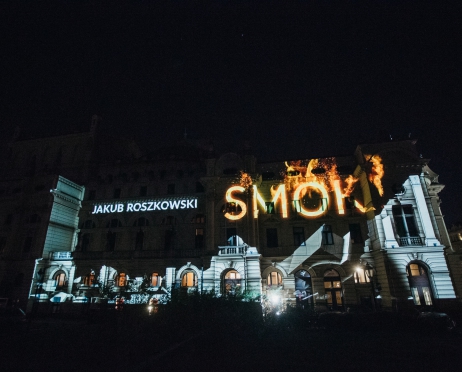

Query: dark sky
left=1, top=1, right=461, bottom=225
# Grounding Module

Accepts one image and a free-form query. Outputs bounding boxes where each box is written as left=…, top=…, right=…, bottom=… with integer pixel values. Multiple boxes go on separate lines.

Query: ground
left=1, top=304, right=462, bottom=371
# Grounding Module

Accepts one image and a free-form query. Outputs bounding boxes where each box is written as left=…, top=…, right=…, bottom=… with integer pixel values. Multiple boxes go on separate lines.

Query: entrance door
left=407, top=263, right=433, bottom=306
left=324, top=269, right=344, bottom=311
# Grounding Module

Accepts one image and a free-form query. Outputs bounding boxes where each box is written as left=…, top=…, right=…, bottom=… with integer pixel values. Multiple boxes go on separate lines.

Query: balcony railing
left=52, top=251, right=72, bottom=260
left=398, top=237, right=423, bottom=246
left=219, top=246, right=247, bottom=256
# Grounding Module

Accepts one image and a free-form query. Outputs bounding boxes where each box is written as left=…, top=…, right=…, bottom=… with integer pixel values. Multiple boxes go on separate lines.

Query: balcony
left=398, top=237, right=423, bottom=246
left=218, top=246, right=247, bottom=256
left=52, top=251, right=72, bottom=260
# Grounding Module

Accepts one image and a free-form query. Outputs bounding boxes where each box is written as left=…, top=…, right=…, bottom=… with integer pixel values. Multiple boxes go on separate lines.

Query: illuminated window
left=322, top=225, right=334, bottom=245
left=115, top=273, right=126, bottom=287
left=151, top=272, right=160, bottom=287
left=266, top=228, right=278, bottom=248
left=54, top=271, right=67, bottom=288
left=293, top=227, right=305, bottom=246
left=84, top=272, right=95, bottom=286
left=181, top=271, right=197, bottom=287
left=195, top=228, right=204, bottom=249
left=224, top=270, right=241, bottom=294
left=354, top=267, right=371, bottom=283
left=407, top=263, right=433, bottom=306
left=267, top=271, right=282, bottom=286
left=324, top=269, right=343, bottom=311
left=349, top=223, right=363, bottom=244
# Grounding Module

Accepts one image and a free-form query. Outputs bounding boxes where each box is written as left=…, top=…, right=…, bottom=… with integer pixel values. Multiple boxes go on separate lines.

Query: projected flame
left=365, top=154, right=384, bottom=196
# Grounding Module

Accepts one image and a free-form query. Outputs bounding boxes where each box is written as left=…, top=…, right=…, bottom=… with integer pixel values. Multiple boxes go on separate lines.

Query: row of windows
left=79, top=228, right=205, bottom=252
left=264, top=224, right=363, bottom=248
left=87, top=182, right=205, bottom=200
left=81, top=215, right=206, bottom=230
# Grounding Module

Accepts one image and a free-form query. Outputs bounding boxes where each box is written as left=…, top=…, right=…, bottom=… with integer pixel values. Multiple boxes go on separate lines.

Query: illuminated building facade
left=0, top=119, right=460, bottom=312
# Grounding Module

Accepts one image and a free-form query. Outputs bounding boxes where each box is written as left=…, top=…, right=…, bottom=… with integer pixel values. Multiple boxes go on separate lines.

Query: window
left=266, top=228, right=278, bottom=248
left=54, top=272, right=67, bottom=288
left=23, top=237, right=33, bottom=253
left=167, top=184, right=175, bottom=195
left=81, top=234, right=90, bottom=252
left=84, top=272, right=95, bottom=286
left=164, top=230, right=174, bottom=250
left=226, top=228, right=237, bottom=246
left=322, top=225, right=334, bottom=245
left=181, top=271, right=197, bottom=287
left=349, top=223, right=363, bottom=244
left=134, top=217, right=149, bottom=227
left=195, top=228, right=204, bottom=249
left=267, top=271, right=282, bottom=286
left=83, top=220, right=96, bottom=229
left=135, top=230, right=144, bottom=250
left=354, top=267, right=371, bottom=283
left=151, top=272, right=160, bottom=287
left=222, top=203, right=242, bottom=217
left=293, top=227, right=305, bottom=246
left=224, top=270, right=241, bottom=294
left=115, top=273, right=126, bottom=287
left=393, top=205, right=419, bottom=244
left=324, top=269, right=343, bottom=311
left=106, top=219, right=122, bottom=228
left=106, top=231, right=116, bottom=251
left=139, top=186, right=147, bottom=196
left=162, top=216, right=176, bottom=225
left=265, top=202, right=275, bottom=214
left=191, top=214, right=205, bottom=223
left=407, top=263, right=433, bottom=306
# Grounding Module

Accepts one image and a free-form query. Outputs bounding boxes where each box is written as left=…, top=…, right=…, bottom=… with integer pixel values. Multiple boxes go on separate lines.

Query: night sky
left=1, top=1, right=461, bottom=225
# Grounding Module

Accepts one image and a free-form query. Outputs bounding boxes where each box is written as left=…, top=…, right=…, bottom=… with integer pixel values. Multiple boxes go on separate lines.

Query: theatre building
left=0, top=119, right=460, bottom=313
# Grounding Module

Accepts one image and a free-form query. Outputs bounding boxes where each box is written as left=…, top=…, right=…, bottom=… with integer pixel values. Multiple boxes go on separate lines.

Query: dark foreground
left=1, top=303, right=462, bottom=371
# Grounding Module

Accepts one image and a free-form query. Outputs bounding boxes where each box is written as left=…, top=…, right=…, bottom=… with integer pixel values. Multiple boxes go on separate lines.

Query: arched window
left=223, top=270, right=241, bottom=294
left=106, top=219, right=122, bottom=228
left=181, top=271, right=197, bottom=287
left=151, top=272, right=160, bottom=287
left=267, top=271, right=282, bottom=287
left=324, top=269, right=343, bottom=311
left=115, top=273, right=126, bottom=287
left=54, top=271, right=67, bottom=288
left=82, top=220, right=96, bottom=229
left=407, top=263, right=433, bottom=306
